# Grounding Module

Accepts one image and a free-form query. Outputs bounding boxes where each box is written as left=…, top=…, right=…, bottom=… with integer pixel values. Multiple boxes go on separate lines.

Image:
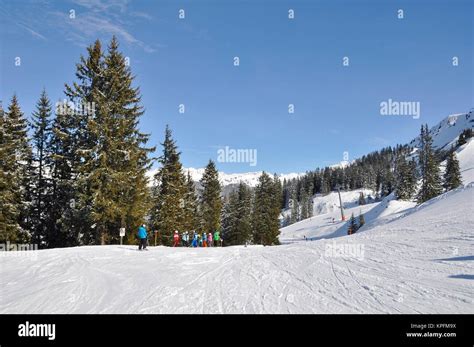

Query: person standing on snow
left=182, top=231, right=189, bottom=247
left=213, top=230, right=220, bottom=247
left=207, top=232, right=213, bottom=247
left=202, top=232, right=207, bottom=247
left=192, top=231, right=198, bottom=248
left=137, top=224, right=148, bottom=251
left=173, top=230, right=180, bottom=247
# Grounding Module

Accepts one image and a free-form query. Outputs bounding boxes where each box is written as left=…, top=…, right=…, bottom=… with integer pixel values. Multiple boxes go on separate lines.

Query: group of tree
left=347, top=211, right=365, bottom=235
left=282, top=122, right=466, bottom=227
left=1, top=35, right=468, bottom=246
left=1, top=37, right=154, bottom=247
left=281, top=145, right=404, bottom=227
left=396, top=124, right=462, bottom=203
left=0, top=36, right=283, bottom=247
left=149, top=127, right=282, bottom=247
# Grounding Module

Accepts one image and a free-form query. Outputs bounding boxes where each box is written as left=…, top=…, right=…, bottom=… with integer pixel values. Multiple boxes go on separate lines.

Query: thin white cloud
left=129, top=11, right=153, bottom=21
left=71, top=0, right=129, bottom=13
left=49, top=10, right=157, bottom=53
left=16, top=22, right=47, bottom=40
left=0, top=0, right=157, bottom=52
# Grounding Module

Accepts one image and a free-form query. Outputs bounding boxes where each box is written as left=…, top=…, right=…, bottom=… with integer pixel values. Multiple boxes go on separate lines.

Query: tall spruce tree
left=0, top=100, right=18, bottom=242
left=0, top=95, right=32, bottom=243
left=221, top=190, right=238, bottom=245
left=66, top=37, right=154, bottom=245
left=235, top=182, right=253, bottom=245
left=200, top=160, right=222, bottom=234
left=29, top=90, right=53, bottom=245
left=96, top=36, right=154, bottom=244
left=63, top=39, right=105, bottom=245
left=183, top=171, right=199, bottom=231
left=252, top=172, right=280, bottom=245
left=443, top=148, right=462, bottom=191
left=47, top=100, right=80, bottom=247
left=417, top=124, right=442, bottom=203
left=151, top=126, right=186, bottom=245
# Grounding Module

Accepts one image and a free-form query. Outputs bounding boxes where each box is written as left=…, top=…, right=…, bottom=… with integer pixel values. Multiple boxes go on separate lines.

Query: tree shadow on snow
left=436, top=255, right=474, bottom=262
left=448, top=274, right=474, bottom=280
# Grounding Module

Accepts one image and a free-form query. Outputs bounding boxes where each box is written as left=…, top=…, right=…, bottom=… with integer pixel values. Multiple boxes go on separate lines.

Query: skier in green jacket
left=213, top=230, right=220, bottom=247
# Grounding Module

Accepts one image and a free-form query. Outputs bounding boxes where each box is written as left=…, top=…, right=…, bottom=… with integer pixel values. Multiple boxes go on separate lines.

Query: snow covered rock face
left=1, top=186, right=473, bottom=314
left=409, top=110, right=473, bottom=151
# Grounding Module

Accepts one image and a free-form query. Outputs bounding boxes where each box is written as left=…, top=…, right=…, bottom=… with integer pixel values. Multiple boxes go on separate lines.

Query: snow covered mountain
left=147, top=167, right=303, bottom=190
left=184, top=167, right=302, bottom=187
left=409, top=110, right=473, bottom=150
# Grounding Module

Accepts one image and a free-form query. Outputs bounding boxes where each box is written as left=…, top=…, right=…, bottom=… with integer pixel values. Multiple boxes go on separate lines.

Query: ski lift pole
left=337, top=186, right=345, bottom=221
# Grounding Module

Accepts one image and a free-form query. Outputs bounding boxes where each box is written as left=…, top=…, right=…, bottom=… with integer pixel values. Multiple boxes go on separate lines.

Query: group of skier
left=136, top=224, right=222, bottom=251
left=173, top=230, right=222, bottom=248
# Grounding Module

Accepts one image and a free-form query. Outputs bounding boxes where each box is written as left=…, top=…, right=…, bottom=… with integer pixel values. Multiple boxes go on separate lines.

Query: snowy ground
left=1, top=186, right=473, bottom=314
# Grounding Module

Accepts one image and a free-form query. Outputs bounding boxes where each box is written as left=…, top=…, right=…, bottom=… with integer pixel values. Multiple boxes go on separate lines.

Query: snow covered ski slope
left=1, top=186, right=472, bottom=314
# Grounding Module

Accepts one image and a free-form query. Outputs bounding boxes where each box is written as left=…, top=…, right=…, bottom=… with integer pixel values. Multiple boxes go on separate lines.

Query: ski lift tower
left=336, top=185, right=346, bottom=221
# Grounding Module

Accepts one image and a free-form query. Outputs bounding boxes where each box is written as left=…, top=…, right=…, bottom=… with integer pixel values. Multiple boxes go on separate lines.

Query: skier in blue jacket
left=137, top=224, right=148, bottom=250
left=191, top=231, right=198, bottom=248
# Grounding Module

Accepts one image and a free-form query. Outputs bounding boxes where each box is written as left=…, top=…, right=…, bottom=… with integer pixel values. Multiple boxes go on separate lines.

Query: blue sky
left=1, top=0, right=472, bottom=173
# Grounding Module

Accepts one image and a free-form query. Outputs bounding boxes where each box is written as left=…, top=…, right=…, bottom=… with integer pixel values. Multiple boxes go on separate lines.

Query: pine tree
left=0, top=101, right=17, bottom=242
left=29, top=90, right=53, bottom=245
left=221, top=190, right=238, bottom=245
left=48, top=100, right=81, bottom=247
left=307, top=182, right=314, bottom=218
left=347, top=213, right=358, bottom=235
left=66, top=37, right=154, bottom=245
left=380, top=167, right=394, bottom=197
left=235, top=182, right=253, bottom=245
left=0, top=95, right=32, bottom=243
left=417, top=124, right=442, bottom=203
left=299, top=186, right=309, bottom=220
left=151, top=126, right=186, bottom=246
left=271, top=174, right=283, bottom=244
left=289, top=188, right=299, bottom=223
left=395, top=155, right=417, bottom=200
left=62, top=39, right=105, bottom=245
left=358, top=192, right=366, bottom=205
left=252, top=172, right=280, bottom=246
left=183, top=171, right=199, bottom=231
left=200, top=160, right=222, bottom=234
left=222, top=182, right=253, bottom=246
left=443, top=148, right=462, bottom=191
left=457, top=128, right=472, bottom=146
left=358, top=211, right=365, bottom=229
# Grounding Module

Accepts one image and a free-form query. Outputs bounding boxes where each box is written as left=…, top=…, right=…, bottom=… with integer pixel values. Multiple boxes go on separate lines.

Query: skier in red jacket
left=173, top=230, right=180, bottom=247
